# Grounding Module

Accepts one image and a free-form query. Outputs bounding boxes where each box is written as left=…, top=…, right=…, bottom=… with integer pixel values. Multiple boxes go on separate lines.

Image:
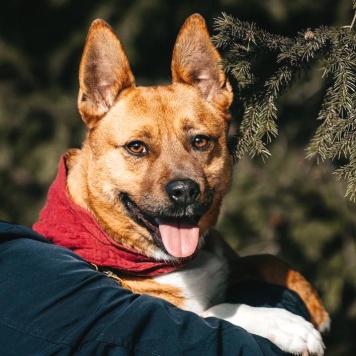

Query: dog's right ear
left=78, top=20, right=135, bottom=128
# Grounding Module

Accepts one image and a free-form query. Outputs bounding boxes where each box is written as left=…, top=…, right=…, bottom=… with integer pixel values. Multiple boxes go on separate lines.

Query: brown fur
left=66, top=14, right=329, bottom=331
left=119, top=275, right=186, bottom=309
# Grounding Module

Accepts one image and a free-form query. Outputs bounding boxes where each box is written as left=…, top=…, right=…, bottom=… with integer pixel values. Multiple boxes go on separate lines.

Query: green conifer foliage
left=213, top=3, right=356, bottom=198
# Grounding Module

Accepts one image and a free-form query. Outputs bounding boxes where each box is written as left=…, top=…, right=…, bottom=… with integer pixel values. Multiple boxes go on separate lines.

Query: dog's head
left=67, top=14, right=233, bottom=261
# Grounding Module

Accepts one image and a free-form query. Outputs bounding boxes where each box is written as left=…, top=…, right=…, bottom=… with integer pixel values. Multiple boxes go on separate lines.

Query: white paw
left=202, top=303, right=325, bottom=355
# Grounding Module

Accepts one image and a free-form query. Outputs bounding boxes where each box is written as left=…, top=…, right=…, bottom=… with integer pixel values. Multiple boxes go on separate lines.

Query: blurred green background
left=0, top=0, right=355, bottom=354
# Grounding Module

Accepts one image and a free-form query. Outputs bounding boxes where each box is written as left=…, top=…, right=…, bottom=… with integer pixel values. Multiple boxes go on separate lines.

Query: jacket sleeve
left=0, top=221, right=285, bottom=355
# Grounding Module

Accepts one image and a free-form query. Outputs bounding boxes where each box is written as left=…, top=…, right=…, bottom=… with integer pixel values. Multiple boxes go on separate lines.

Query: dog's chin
left=119, top=192, right=208, bottom=260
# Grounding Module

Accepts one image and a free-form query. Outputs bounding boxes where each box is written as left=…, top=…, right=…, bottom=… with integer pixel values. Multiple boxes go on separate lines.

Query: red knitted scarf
left=33, top=155, right=189, bottom=276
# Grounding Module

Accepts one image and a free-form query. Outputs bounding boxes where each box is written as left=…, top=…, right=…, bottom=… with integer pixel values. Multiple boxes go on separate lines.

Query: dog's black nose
left=166, top=179, right=200, bottom=207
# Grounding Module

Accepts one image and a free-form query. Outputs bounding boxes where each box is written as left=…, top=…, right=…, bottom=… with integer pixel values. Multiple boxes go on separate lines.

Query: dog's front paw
left=202, top=303, right=324, bottom=355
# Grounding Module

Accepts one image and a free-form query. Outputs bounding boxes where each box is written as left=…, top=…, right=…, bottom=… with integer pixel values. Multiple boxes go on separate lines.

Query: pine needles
left=213, top=8, right=356, bottom=199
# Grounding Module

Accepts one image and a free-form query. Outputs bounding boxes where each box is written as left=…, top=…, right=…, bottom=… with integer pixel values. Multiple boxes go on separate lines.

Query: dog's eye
left=192, top=135, right=211, bottom=150
left=126, top=141, right=148, bottom=156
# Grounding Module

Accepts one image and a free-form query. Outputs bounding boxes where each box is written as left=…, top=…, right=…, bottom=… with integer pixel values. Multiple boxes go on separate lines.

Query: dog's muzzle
left=119, top=182, right=214, bottom=259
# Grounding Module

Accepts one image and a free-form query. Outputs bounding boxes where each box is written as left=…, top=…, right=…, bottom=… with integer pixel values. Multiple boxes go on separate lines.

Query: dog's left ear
left=78, top=19, right=135, bottom=128
left=171, top=14, right=233, bottom=116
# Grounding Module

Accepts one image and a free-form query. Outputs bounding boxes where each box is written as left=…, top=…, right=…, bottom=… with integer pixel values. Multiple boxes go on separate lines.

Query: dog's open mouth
left=120, top=193, right=202, bottom=258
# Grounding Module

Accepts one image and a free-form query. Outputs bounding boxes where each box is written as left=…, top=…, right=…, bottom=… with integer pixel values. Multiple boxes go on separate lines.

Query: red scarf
left=33, top=155, right=189, bottom=276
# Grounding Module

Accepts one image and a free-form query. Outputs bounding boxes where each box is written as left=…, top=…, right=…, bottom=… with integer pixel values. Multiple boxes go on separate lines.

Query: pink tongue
left=158, top=219, right=199, bottom=258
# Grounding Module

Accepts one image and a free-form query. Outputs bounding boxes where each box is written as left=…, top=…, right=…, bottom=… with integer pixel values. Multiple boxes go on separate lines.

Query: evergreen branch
left=346, top=0, right=356, bottom=29
left=334, top=151, right=356, bottom=200
left=214, top=11, right=356, bottom=198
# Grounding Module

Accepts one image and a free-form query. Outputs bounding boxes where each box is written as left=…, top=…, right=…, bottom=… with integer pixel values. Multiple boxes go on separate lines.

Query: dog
left=34, top=14, right=330, bottom=355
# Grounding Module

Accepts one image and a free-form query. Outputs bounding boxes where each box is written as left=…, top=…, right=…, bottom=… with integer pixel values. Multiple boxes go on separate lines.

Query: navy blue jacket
left=0, top=221, right=307, bottom=355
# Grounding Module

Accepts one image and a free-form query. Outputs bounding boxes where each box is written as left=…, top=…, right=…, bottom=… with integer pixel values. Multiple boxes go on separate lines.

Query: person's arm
left=0, top=222, right=285, bottom=355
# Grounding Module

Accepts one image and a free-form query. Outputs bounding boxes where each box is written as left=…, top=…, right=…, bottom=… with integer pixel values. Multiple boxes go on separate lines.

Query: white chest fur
left=153, top=250, right=229, bottom=314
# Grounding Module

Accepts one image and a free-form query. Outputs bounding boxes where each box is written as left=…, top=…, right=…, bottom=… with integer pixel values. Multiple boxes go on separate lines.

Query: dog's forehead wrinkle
left=126, top=127, right=153, bottom=140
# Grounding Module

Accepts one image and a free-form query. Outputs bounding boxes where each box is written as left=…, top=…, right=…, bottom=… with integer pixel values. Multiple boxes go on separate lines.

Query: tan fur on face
left=68, top=83, right=232, bottom=257
left=67, top=14, right=233, bottom=260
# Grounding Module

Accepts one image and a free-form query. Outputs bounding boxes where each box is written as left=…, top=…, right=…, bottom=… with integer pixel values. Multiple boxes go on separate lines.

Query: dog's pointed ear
left=171, top=14, right=232, bottom=116
left=78, top=19, right=135, bottom=128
